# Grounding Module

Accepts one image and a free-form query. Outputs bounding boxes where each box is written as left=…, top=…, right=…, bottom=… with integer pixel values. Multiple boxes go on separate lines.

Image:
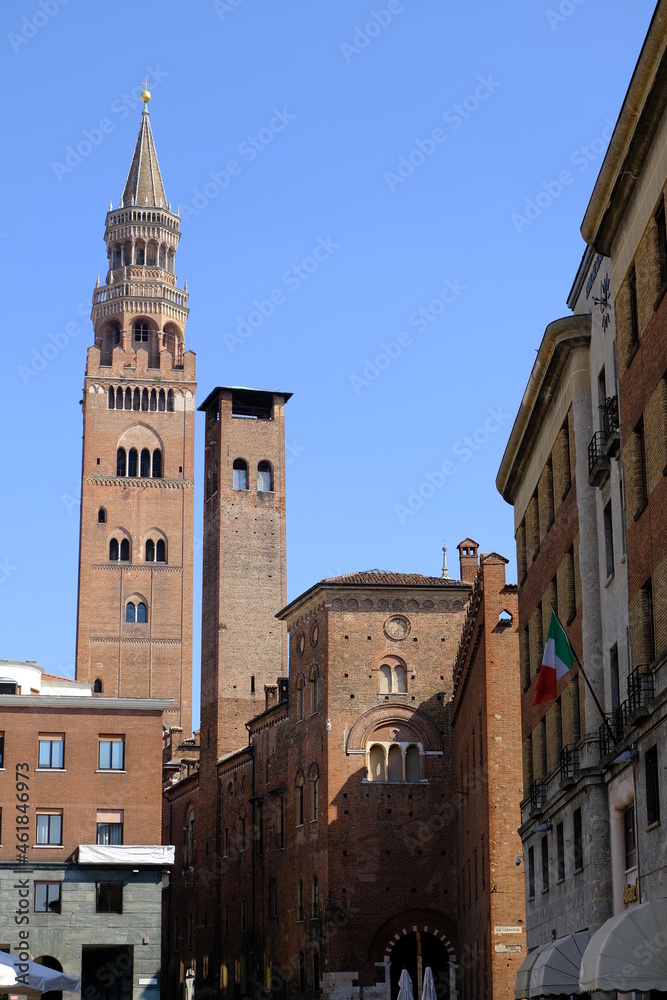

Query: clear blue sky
left=0, top=0, right=655, bottom=726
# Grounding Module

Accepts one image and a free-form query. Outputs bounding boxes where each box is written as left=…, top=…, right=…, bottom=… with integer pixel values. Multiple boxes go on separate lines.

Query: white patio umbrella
left=397, top=969, right=414, bottom=1000
left=0, top=951, right=80, bottom=993
left=422, top=966, right=437, bottom=1000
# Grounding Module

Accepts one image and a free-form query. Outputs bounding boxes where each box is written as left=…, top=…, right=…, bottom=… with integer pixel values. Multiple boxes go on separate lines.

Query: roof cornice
left=0, top=696, right=172, bottom=711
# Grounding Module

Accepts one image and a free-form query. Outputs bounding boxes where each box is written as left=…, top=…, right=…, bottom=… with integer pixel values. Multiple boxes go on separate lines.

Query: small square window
left=34, top=882, right=61, bottom=913
left=96, top=882, right=123, bottom=914
left=99, top=738, right=125, bottom=770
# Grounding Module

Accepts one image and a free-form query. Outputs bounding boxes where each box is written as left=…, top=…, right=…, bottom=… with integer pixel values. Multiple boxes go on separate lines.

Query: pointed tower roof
left=120, top=104, right=167, bottom=209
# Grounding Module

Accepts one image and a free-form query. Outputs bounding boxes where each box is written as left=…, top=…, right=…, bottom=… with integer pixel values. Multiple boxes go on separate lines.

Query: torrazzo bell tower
left=75, top=87, right=196, bottom=736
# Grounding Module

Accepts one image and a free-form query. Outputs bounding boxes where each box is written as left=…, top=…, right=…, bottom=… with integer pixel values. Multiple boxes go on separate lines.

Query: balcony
left=560, top=745, right=580, bottom=786
left=588, top=431, right=611, bottom=487
left=528, top=779, right=547, bottom=816
left=628, top=666, right=654, bottom=720
left=601, top=396, right=620, bottom=457
left=599, top=702, right=629, bottom=758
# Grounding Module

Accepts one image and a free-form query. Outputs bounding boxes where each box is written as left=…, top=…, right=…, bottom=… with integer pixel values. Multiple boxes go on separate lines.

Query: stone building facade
left=451, top=552, right=524, bottom=1000
left=0, top=659, right=173, bottom=1000
left=74, top=96, right=196, bottom=737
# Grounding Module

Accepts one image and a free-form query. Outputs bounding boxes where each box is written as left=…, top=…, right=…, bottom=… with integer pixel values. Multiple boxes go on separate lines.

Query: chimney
left=457, top=538, right=479, bottom=583
left=265, top=685, right=278, bottom=711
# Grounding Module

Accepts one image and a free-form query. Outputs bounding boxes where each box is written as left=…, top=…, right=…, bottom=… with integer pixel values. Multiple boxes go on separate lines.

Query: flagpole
left=551, top=606, right=615, bottom=746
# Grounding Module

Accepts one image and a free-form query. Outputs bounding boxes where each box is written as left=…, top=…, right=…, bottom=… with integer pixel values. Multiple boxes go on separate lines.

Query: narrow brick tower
left=198, top=387, right=290, bottom=760
left=75, top=90, right=196, bottom=736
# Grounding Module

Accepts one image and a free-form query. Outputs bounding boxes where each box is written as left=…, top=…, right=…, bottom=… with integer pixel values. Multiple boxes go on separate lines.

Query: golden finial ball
left=141, top=88, right=151, bottom=104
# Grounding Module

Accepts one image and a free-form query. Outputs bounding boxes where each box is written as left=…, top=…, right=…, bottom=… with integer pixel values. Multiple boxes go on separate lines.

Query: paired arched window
left=366, top=742, right=423, bottom=783
left=145, top=538, right=166, bottom=563
left=378, top=659, right=408, bottom=694
left=98, top=508, right=106, bottom=524
left=126, top=601, right=147, bottom=623
left=296, top=675, right=305, bottom=721
left=233, top=459, right=248, bottom=491
left=109, top=538, right=130, bottom=562
left=116, top=447, right=162, bottom=479
left=257, top=461, right=272, bottom=492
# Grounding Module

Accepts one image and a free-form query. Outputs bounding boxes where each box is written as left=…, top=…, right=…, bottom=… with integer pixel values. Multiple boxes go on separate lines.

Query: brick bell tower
left=198, top=386, right=290, bottom=760
left=75, top=88, right=196, bottom=736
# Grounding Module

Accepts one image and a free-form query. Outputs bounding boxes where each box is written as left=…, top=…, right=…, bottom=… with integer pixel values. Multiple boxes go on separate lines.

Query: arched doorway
left=34, top=955, right=63, bottom=1000
left=389, top=932, right=451, bottom=1000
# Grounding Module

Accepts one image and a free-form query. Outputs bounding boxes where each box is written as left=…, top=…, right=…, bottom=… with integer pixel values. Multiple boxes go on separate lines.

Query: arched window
left=126, top=603, right=136, bottom=623
left=310, top=769, right=319, bottom=821
left=152, top=450, right=162, bottom=478
left=98, top=508, right=106, bottom=524
left=296, top=676, right=305, bottom=721
left=117, top=387, right=123, bottom=409
left=109, top=538, right=119, bottom=561
left=233, top=459, right=248, bottom=491
left=120, top=539, right=130, bottom=562
left=257, top=461, right=272, bottom=492
left=295, top=773, right=304, bottom=826
left=93, top=678, right=103, bottom=694
left=406, top=744, right=421, bottom=783
left=158, top=389, right=166, bottom=411
left=133, top=322, right=149, bottom=344
left=128, top=449, right=138, bottom=477
left=136, top=602, right=147, bottom=623
left=310, top=667, right=319, bottom=713
left=108, top=387, right=115, bottom=409
left=368, top=745, right=385, bottom=782
left=167, top=389, right=174, bottom=412
left=150, top=389, right=157, bottom=411
left=387, top=744, right=403, bottom=782
left=141, top=388, right=149, bottom=411
left=145, top=539, right=155, bottom=562
left=116, top=448, right=126, bottom=477
left=133, top=388, right=140, bottom=411
left=312, top=875, right=319, bottom=918
left=135, top=242, right=145, bottom=266
left=124, top=387, right=131, bottom=410
left=156, top=539, right=166, bottom=562
left=140, top=448, right=151, bottom=478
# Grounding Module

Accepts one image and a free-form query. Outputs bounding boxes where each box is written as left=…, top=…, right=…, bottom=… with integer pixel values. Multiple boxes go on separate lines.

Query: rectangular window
left=276, top=794, right=285, bottom=849
left=239, top=817, right=246, bottom=851
left=528, top=846, right=535, bottom=899
left=624, top=804, right=637, bottom=870
left=96, top=810, right=123, bottom=845
left=636, top=418, right=648, bottom=509
left=657, top=199, right=667, bottom=289
left=223, top=827, right=230, bottom=858
left=269, top=878, right=277, bottom=918
left=36, top=812, right=62, bottom=845
left=642, top=578, right=656, bottom=664
left=34, top=882, right=61, bottom=913
left=603, top=500, right=614, bottom=579
left=646, top=746, right=660, bottom=826
left=296, top=784, right=304, bottom=826
left=0, top=731, right=4, bottom=767
left=573, top=808, right=583, bottom=871
left=556, top=822, right=565, bottom=881
left=38, top=735, right=64, bottom=769
left=629, top=267, right=639, bottom=347
left=541, top=835, right=549, bottom=892
left=96, top=882, right=123, bottom=914
left=98, top=738, right=125, bottom=770
left=610, top=644, right=620, bottom=712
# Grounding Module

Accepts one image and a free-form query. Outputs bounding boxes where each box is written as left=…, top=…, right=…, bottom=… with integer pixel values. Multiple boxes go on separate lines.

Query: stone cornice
left=88, top=637, right=182, bottom=645
left=83, top=476, right=193, bottom=489
left=0, top=695, right=172, bottom=711
left=91, top=563, right=182, bottom=572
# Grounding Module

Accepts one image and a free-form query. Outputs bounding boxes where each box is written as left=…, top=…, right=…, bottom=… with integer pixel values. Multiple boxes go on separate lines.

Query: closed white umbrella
left=0, top=951, right=80, bottom=993
left=0, top=963, right=17, bottom=988
left=422, top=966, right=437, bottom=1000
left=397, top=969, right=414, bottom=1000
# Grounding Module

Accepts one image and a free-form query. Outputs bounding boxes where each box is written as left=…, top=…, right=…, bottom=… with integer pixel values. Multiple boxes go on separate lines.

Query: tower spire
left=120, top=87, right=167, bottom=209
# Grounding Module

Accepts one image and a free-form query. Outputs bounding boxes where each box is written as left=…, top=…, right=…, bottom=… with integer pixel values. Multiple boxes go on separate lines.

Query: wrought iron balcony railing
left=588, top=431, right=611, bottom=487
left=601, top=395, right=620, bottom=456
left=560, top=745, right=580, bottom=784
left=628, top=667, right=654, bottom=716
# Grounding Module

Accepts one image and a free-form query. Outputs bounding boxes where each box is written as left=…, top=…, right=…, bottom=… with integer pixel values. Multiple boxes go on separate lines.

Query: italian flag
left=533, top=610, right=577, bottom=705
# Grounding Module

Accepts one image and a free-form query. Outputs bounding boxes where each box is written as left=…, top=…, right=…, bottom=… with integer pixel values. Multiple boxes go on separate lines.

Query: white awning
left=0, top=951, right=80, bottom=993
left=580, top=898, right=667, bottom=994
left=514, top=943, right=549, bottom=999
left=78, top=844, right=175, bottom=865
left=529, top=931, right=590, bottom=997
